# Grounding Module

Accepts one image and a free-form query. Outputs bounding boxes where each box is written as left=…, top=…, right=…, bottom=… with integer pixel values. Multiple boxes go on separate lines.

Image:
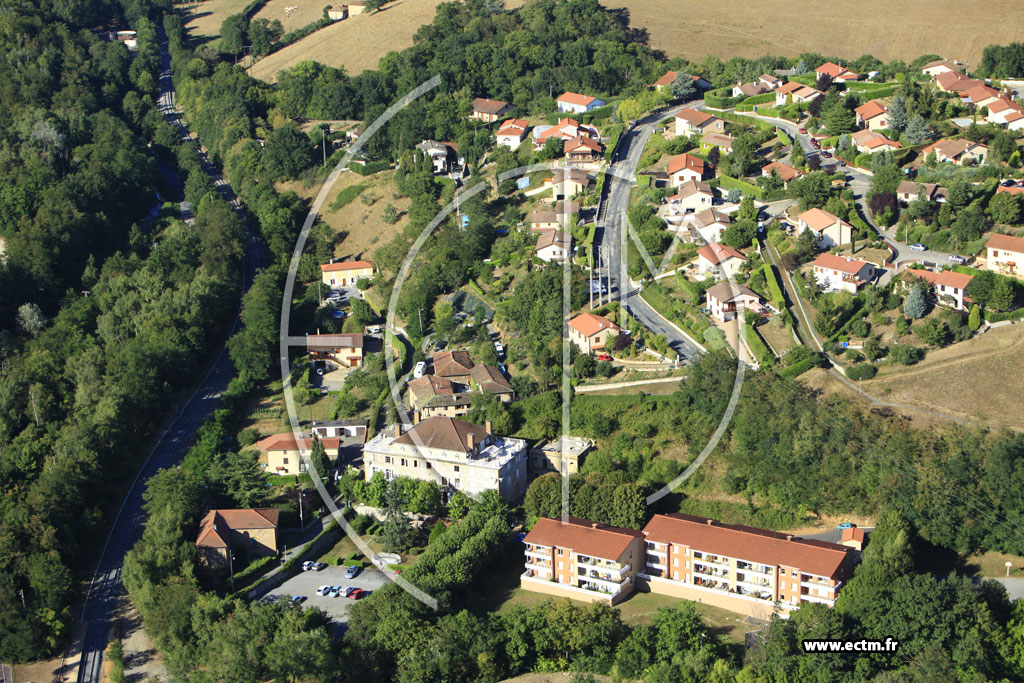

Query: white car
left=316, top=585, right=332, bottom=596
left=908, top=243, right=927, bottom=251
left=302, top=561, right=314, bottom=571
left=947, top=254, right=966, bottom=264
left=413, top=361, right=426, bottom=379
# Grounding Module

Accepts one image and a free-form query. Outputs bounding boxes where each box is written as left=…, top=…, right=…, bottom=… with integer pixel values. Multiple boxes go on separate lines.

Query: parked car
left=290, top=595, right=307, bottom=605
left=433, top=339, right=447, bottom=351
left=798, top=127, right=807, bottom=133
left=301, top=561, right=314, bottom=571
left=757, top=209, right=770, bottom=222
left=908, top=243, right=928, bottom=251
left=1002, top=179, right=1017, bottom=187
left=366, top=325, right=382, bottom=334
left=494, top=342, right=504, bottom=354
left=413, top=361, right=426, bottom=379
left=595, top=353, right=612, bottom=362
left=821, top=151, right=832, bottom=158
left=837, top=522, right=854, bottom=530
left=349, top=589, right=367, bottom=600
left=313, top=562, right=327, bottom=571
left=345, top=565, right=362, bottom=579
left=948, top=254, right=966, bottom=264
left=316, top=585, right=332, bottom=596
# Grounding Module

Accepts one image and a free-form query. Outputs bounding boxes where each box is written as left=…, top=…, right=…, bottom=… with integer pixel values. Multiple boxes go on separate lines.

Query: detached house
left=196, top=508, right=279, bottom=574
left=496, top=118, right=530, bottom=149
left=701, top=133, right=734, bottom=154
left=761, top=162, right=804, bottom=188
left=667, top=153, right=708, bottom=186
left=529, top=200, right=579, bottom=231
left=307, top=332, right=364, bottom=369
left=921, top=59, right=966, bottom=78
left=775, top=82, right=823, bottom=107
left=987, top=98, right=1024, bottom=129
left=986, top=233, right=1024, bottom=277
left=544, top=169, right=592, bottom=199
left=851, top=130, right=902, bottom=154
left=687, top=207, right=733, bottom=243
left=960, top=84, right=1001, bottom=109
left=564, top=135, right=603, bottom=163
left=557, top=92, right=605, bottom=114
left=705, top=281, right=765, bottom=322
left=256, top=433, right=343, bottom=475
left=796, top=208, right=853, bottom=249
left=935, top=71, right=983, bottom=93
left=675, top=109, right=725, bottom=138
left=922, top=139, right=988, bottom=165
left=811, top=253, right=876, bottom=294
left=652, top=71, right=711, bottom=93
left=568, top=312, right=621, bottom=354
left=320, top=259, right=373, bottom=288
left=896, top=181, right=947, bottom=205
left=471, top=98, right=511, bottom=123
left=903, top=268, right=973, bottom=310
left=669, top=179, right=714, bottom=213
left=854, top=99, right=889, bottom=130
left=759, top=74, right=782, bottom=89
left=535, top=230, right=573, bottom=263
left=697, top=243, right=746, bottom=280
left=529, top=436, right=593, bottom=478
left=816, top=61, right=859, bottom=81
left=732, top=81, right=771, bottom=98
left=533, top=118, right=600, bottom=149
left=415, top=139, right=463, bottom=175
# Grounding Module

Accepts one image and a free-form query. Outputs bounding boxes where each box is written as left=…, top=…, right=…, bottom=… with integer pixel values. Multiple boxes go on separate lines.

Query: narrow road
left=598, top=100, right=704, bottom=361
left=75, top=28, right=262, bottom=683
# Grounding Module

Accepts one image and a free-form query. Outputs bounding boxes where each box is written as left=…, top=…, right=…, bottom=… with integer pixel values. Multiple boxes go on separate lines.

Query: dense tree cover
left=524, top=471, right=647, bottom=528
left=978, top=42, right=1024, bottom=78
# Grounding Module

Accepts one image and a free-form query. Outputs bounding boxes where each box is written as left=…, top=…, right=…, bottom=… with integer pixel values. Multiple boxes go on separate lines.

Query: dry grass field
left=251, top=0, right=326, bottom=35
left=250, top=0, right=1024, bottom=84
left=183, top=0, right=252, bottom=40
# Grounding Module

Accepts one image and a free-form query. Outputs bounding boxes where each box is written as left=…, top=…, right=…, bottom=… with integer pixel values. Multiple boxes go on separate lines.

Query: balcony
left=693, top=561, right=730, bottom=578
left=737, top=561, right=774, bottom=575
left=577, top=555, right=624, bottom=571
left=693, top=576, right=730, bottom=593
left=736, top=575, right=773, bottom=590
left=579, top=567, right=628, bottom=585
left=525, top=549, right=550, bottom=561
left=577, top=577, right=627, bottom=597
left=693, top=553, right=729, bottom=568
left=646, top=546, right=667, bottom=557
left=525, top=560, right=552, bottom=572
left=736, top=585, right=774, bottom=601
left=799, top=593, right=836, bottom=606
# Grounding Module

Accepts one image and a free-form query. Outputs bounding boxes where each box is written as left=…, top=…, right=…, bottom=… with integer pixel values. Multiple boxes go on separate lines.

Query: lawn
left=965, top=550, right=1024, bottom=579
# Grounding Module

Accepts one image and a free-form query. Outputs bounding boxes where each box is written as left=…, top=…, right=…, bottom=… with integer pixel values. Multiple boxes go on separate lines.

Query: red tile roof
left=569, top=312, right=621, bottom=338
left=497, top=118, right=530, bottom=135
left=196, top=508, right=280, bottom=549
left=653, top=70, right=677, bottom=87
left=557, top=92, right=598, bottom=107
left=855, top=99, right=888, bottom=120
left=675, top=108, right=716, bottom=127
left=667, top=152, right=706, bottom=175
left=525, top=516, right=644, bottom=561
left=433, top=350, right=475, bottom=377
left=987, top=233, right=1024, bottom=253
left=698, top=243, right=746, bottom=265
left=255, top=433, right=342, bottom=452
left=841, top=526, right=866, bottom=544
left=321, top=260, right=373, bottom=272
left=996, top=186, right=1024, bottom=196
left=904, top=268, right=973, bottom=291
left=643, top=513, right=853, bottom=578
left=564, top=135, right=602, bottom=154
left=761, top=161, right=803, bottom=183
left=812, top=253, right=873, bottom=275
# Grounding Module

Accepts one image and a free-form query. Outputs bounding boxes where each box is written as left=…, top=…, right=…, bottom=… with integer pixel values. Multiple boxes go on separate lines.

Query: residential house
left=533, top=118, right=600, bottom=149
left=557, top=92, right=606, bottom=114
left=686, top=207, right=733, bottom=243
left=256, top=433, right=343, bottom=475
left=705, top=281, right=765, bottom=322
left=896, top=180, right=948, bottom=205
left=408, top=366, right=513, bottom=420
left=496, top=118, right=530, bottom=149
left=529, top=200, right=579, bottom=231
left=697, top=243, right=747, bottom=280
left=311, top=419, right=368, bottom=441
left=195, top=508, right=279, bottom=573
left=796, top=208, right=853, bottom=249
left=320, top=259, right=373, bottom=288
left=987, top=98, right=1024, bottom=126
left=362, top=417, right=528, bottom=501
left=854, top=99, right=889, bottom=130
left=639, top=513, right=858, bottom=617
left=529, top=436, right=593, bottom=479
left=544, top=169, right=592, bottom=200
left=816, top=61, right=859, bottom=81
left=851, top=129, right=903, bottom=154
left=307, top=332, right=364, bottom=369
left=651, top=71, right=711, bottom=93
left=346, top=0, right=366, bottom=15
left=759, top=74, right=782, bottom=89
left=564, top=135, right=603, bottom=163
left=732, top=81, right=771, bottom=98
left=935, top=71, right=983, bottom=93
left=811, top=253, right=877, bottom=294
left=471, top=97, right=511, bottom=123
left=840, top=526, right=867, bottom=551
left=669, top=179, right=714, bottom=213
left=775, top=82, right=823, bottom=107
left=432, top=350, right=475, bottom=382
left=326, top=6, right=347, bottom=20
left=468, top=365, right=514, bottom=402
left=701, top=133, right=734, bottom=154
left=415, top=139, right=463, bottom=175
left=921, top=138, right=988, bottom=165
left=667, top=153, right=708, bottom=186
left=675, top=109, right=725, bottom=138
left=568, top=312, right=622, bottom=354
left=521, top=517, right=646, bottom=605
left=536, top=230, right=573, bottom=263
left=986, top=233, right=1024, bottom=277
left=761, top=162, right=804, bottom=188
left=903, top=268, right=974, bottom=310
left=921, top=59, right=966, bottom=78
left=960, top=84, right=1001, bottom=108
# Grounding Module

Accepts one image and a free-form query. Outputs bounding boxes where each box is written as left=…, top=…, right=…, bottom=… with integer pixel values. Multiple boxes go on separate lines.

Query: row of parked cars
left=316, top=584, right=371, bottom=599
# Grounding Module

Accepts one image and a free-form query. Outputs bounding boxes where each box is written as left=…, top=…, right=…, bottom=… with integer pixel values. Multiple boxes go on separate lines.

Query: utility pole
left=228, top=551, right=235, bottom=592
left=298, top=489, right=305, bottom=532
left=322, top=128, right=327, bottom=167
left=418, top=308, right=424, bottom=335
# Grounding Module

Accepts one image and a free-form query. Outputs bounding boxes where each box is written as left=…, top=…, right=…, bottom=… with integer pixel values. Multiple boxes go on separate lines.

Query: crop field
left=251, top=0, right=325, bottom=34
left=251, top=0, right=1024, bottom=84
left=182, top=0, right=251, bottom=41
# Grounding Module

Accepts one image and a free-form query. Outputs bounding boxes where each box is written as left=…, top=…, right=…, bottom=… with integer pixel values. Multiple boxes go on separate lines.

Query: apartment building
left=521, top=517, right=646, bottom=605
left=361, top=416, right=528, bottom=502
left=528, top=436, right=593, bottom=478
left=640, top=514, right=857, bottom=617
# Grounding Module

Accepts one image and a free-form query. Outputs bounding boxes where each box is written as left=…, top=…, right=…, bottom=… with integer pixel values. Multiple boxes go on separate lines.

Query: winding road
left=74, top=28, right=262, bottom=683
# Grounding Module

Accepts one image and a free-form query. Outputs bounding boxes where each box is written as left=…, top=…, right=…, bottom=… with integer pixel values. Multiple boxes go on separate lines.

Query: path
left=574, top=376, right=685, bottom=393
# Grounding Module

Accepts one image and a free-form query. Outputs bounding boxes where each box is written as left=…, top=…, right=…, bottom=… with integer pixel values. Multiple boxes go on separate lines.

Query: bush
left=237, top=426, right=261, bottom=448
left=849, top=319, right=871, bottom=337
left=779, top=358, right=815, bottom=378
left=889, top=344, right=923, bottom=365
left=846, top=363, right=878, bottom=380
left=351, top=513, right=375, bottom=534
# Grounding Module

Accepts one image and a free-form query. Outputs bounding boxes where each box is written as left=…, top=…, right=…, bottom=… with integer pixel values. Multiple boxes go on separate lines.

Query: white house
left=535, top=230, right=573, bottom=264
left=687, top=208, right=732, bottom=243
left=796, top=208, right=852, bottom=249
left=705, top=281, right=765, bottom=322
left=697, top=243, right=746, bottom=280
left=557, top=92, right=605, bottom=114
left=903, top=268, right=973, bottom=311
left=667, top=153, right=707, bottom=186
left=669, top=179, right=714, bottom=213
left=986, top=233, right=1024, bottom=278
left=811, top=253, right=876, bottom=294
left=496, top=118, right=530, bottom=149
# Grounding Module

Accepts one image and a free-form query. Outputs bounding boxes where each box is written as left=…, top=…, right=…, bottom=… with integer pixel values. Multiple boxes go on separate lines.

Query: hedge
left=272, top=18, right=332, bottom=54
left=717, top=175, right=766, bottom=200
left=779, top=357, right=815, bottom=378
left=717, top=111, right=777, bottom=132
left=704, top=88, right=743, bottom=110
left=762, top=263, right=785, bottom=307
left=985, top=307, right=1024, bottom=323
left=744, top=323, right=774, bottom=365
left=846, top=363, right=878, bottom=380
left=776, top=129, right=792, bottom=147
left=735, top=93, right=776, bottom=111
left=350, top=160, right=391, bottom=176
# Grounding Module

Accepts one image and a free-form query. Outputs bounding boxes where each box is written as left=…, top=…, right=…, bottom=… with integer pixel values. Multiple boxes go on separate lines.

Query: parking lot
left=262, top=564, right=389, bottom=625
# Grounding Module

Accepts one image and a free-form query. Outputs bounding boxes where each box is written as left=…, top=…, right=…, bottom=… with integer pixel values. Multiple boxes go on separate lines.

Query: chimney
left=413, top=412, right=420, bottom=425
left=786, top=535, right=793, bottom=541
left=395, top=423, right=404, bottom=437
left=706, top=519, right=713, bottom=525
left=591, top=522, right=599, bottom=529
left=466, top=433, right=475, bottom=451
left=485, top=419, right=492, bottom=433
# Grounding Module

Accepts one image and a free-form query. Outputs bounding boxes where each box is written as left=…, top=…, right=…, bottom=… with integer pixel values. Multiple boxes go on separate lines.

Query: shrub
left=889, top=344, right=923, bottom=365
left=237, top=426, right=261, bottom=448
left=846, top=363, right=878, bottom=380
left=849, top=319, right=871, bottom=337
left=351, top=513, right=375, bottom=534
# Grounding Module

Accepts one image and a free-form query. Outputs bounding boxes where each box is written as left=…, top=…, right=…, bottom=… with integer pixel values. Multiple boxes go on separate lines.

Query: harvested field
left=183, top=0, right=252, bottom=40
left=252, top=0, right=1024, bottom=85
left=252, top=0, right=325, bottom=35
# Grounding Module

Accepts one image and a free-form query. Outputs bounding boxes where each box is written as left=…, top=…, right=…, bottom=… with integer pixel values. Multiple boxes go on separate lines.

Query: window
left=685, top=562, right=689, bottom=569
left=557, top=549, right=563, bottom=555
left=673, top=558, right=678, bottom=566
left=282, top=457, right=289, bottom=464
left=401, top=459, right=407, bottom=467
left=425, top=462, right=432, bottom=469
left=673, top=572, right=679, bottom=580
left=384, top=456, right=391, bottom=464
left=454, top=465, right=460, bottom=472
left=558, top=562, right=563, bottom=569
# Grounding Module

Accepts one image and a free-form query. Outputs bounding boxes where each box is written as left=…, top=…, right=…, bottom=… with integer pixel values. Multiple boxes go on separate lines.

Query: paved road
left=75, top=28, right=263, bottom=683
left=0, top=662, right=11, bottom=683
left=598, top=101, right=704, bottom=361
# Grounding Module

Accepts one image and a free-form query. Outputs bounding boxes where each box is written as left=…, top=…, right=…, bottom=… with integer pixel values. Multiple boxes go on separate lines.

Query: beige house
left=544, top=169, right=591, bottom=200
left=557, top=92, right=605, bottom=114
left=470, top=97, right=511, bottom=123
left=307, top=332, right=364, bottom=369
left=321, top=260, right=373, bottom=287
left=667, top=153, right=708, bottom=186
left=796, top=208, right=852, bottom=249
left=521, top=517, right=646, bottom=605
left=960, top=84, right=1001, bottom=109
left=896, top=181, right=947, bottom=205
left=568, top=312, right=622, bottom=354
left=362, top=417, right=528, bottom=501
left=668, top=179, right=714, bottom=213
left=346, top=0, right=367, bottom=14
left=902, top=268, right=974, bottom=311
left=256, top=433, right=343, bottom=475
left=851, top=130, right=902, bottom=154
left=854, top=99, right=889, bottom=130
left=811, top=253, right=876, bottom=294
left=564, top=135, right=603, bottom=163
left=775, top=82, right=823, bottom=106
left=761, top=162, right=804, bottom=188
left=935, top=71, right=983, bottom=93
left=196, top=508, right=280, bottom=573
left=816, top=61, right=859, bottom=81
left=921, top=59, right=965, bottom=78
left=675, top=109, right=725, bottom=137
left=697, top=243, right=746, bottom=280
left=639, top=513, right=857, bottom=617
left=536, top=230, right=573, bottom=263
left=700, top=133, right=734, bottom=154
left=530, top=200, right=580, bottom=231
left=922, top=139, right=988, bottom=165
left=686, top=207, right=732, bottom=243
left=985, top=233, right=1024, bottom=277
left=408, top=365, right=513, bottom=420
left=529, top=436, right=593, bottom=478
left=705, top=281, right=764, bottom=322
left=732, top=81, right=771, bottom=98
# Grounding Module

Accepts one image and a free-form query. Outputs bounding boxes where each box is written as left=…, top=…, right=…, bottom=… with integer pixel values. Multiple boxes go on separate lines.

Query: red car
left=798, top=127, right=807, bottom=134
left=348, top=588, right=366, bottom=600
left=595, top=354, right=612, bottom=362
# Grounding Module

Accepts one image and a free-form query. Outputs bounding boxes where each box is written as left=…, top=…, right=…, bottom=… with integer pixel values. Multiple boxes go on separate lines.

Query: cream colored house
left=811, top=253, right=876, bottom=294
left=362, top=417, right=528, bottom=501
left=985, top=233, right=1024, bottom=278
left=796, top=208, right=852, bottom=249
left=529, top=436, right=593, bottom=478
left=568, top=313, right=621, bottom=354
left=307, top=332, right=364, bottom=369
left=697, top=243, right=746, bottom=280
left=902, top=268, right=973, bottom=310
left=256, top=433, right=343, bottom=475
left=854, top=100, right=889, bottom=130
left=320, top=260, right=373, bottom=287
left=922, top=139, right=988, bottom=165
left=667, top=153, right=707, bottom=186
left=536, top=230, right=573, bottom=263
left=471, top=97, right=511, bottom=123
left=668, top=179, right=714, bottom=213
left=705, top=281, right=764, bottom=322
left=674, top=109, right=725, bottom=137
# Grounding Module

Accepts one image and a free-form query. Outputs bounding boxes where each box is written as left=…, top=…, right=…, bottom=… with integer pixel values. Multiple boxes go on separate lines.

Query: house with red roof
left=196, top=508, right=280, bottom=573
left=987, top=98, right=1024, bottom=129
left=851, top=130, right=903, bottom=154
left=496, top=118, right=530, bottom=149
left=675, top=109, right=725, bottom=137
left=564, top=135, right=603, bottom=163
left=568, top=312, right=622, bottom=354
left=470, top=97, right=511, bottom=123
left=935, top=71, right=983, bottom=93
left=667, top=153, right=708, bottom=186
left=922, top=138, right=988, bottom=166
left=796, top=208, right=853, bottom=249
left=811, top=253, right=877, bottom=294
left=816, top=61, right=859, bottom=81
left=320, top=259, right=373, bottom=287
left=705, top=281, right=765, bottom=322
left=761, top=162, right=804, bottom=188
left=651, top=71, right=711, bottom=93
left=986, top=233, right=1024, bottom=278
left=902, top=268, right=974, bottom=310
left=855, top=99, right=889, bottom=130
left=557, top=91, right=606, bottom=114
left=921, top=59, right=965, bottom=78
left=775, top=81, right=824, bottom=107
left=255, top=433, right=344, bottom=475
left=697, top=243, right=746, bottom=280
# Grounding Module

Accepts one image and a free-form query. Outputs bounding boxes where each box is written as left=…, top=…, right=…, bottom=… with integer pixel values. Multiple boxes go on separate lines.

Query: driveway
left=262, top=564, right=388, bottom=629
